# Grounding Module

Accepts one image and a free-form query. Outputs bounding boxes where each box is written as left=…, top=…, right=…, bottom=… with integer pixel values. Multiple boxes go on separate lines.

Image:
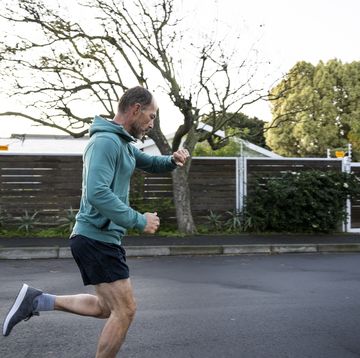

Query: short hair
left=117, top=86, right=153, bottom=113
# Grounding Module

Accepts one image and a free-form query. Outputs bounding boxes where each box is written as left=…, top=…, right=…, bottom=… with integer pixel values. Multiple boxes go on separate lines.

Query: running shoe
left=2, top=283, right=42, bottom=337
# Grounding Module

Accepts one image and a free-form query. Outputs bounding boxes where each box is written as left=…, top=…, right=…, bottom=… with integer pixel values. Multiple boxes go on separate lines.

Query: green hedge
left=245, top=170, right=360, bottom=233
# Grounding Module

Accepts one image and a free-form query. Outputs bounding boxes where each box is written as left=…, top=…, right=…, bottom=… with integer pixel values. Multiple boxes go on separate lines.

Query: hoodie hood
left=89, top=115, right=136, bottom=142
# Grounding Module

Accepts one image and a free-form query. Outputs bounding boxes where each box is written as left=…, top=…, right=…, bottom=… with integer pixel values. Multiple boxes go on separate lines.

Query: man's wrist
left=171, top=156, right=178, bottom=166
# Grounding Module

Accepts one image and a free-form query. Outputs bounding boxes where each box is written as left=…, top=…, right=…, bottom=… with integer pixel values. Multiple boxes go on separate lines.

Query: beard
left=128, top=122, right=145, bottom=140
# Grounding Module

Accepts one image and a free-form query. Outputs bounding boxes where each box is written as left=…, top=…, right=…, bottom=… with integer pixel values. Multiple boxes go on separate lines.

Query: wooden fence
left=0, top=155, right=236, bottom=227
left=1, top=154, right=359, bottom=231
left=0, top=154, right=83, bottom=226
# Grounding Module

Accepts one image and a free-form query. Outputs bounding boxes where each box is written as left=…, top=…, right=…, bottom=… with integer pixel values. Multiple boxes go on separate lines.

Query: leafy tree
left=0, top=0, right=269, bottom=233
left=193, top=113, right=267, bottom=156
left=265, top=60, right=360, bottom=158
left=225, top=113, right=266, bottom=148
left=193, top=138, right=240, bottom=157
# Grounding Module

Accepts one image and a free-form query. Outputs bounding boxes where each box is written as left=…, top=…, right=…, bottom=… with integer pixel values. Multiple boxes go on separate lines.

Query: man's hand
left=172, top=148, right=190, bottom=167
left=143, top=212, right=160, bottom=234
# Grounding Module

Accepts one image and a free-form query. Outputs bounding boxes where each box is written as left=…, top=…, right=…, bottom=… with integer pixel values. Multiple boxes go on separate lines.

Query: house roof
left=0, top=132, right=281, bottom=158
left=0, top=133, right=175, bottom=154
left=240, top=139, right=282, bottom=158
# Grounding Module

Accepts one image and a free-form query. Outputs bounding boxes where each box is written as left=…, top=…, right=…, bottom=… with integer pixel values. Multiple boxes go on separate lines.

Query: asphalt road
left=1, top=254, right=360, bottom=358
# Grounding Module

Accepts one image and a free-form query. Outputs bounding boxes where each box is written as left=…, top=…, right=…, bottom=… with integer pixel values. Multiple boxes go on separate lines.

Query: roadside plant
left=224, top=210, right=243, bottom=232
left=58, top=207, right=78, bottom=233
left=205, top=210, right=224, bottom=232
left=17, top=210, right=39, bottom=233
left=244, top=170, right=360, bottom=233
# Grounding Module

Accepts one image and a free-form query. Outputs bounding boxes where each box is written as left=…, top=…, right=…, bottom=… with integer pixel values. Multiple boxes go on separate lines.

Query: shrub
left=205, top=210, right=224, bottom=232
left=17, top=210, right=39, bottom=233
left=224, top=210, right=243, bottom=232
left=58, top=207, right=78, bottom=233
left=244, top=170, right=360, bottom=233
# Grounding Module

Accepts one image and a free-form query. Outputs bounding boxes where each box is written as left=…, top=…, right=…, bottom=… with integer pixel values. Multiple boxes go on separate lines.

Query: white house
left=0, top=133, right=172, bottom=155
left=0, top=132, right=281, bottom=158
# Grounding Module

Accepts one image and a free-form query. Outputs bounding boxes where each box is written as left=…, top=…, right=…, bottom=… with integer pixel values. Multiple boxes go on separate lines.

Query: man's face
left=129, top=100, right=158, bottom=140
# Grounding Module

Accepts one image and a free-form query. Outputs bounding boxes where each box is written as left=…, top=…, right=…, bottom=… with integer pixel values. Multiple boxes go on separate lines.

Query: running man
left=2, top=86, right=190, bottom=358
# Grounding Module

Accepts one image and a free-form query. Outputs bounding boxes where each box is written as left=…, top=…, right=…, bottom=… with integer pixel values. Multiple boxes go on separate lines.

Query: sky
left=0, top=0, right=359, bottom=138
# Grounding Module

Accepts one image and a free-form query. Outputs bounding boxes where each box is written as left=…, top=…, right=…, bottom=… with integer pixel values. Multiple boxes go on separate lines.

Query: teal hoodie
left=71, top=116, right=177, bottom=245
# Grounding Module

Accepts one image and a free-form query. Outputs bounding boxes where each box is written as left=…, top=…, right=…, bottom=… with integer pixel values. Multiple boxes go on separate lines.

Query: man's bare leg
left=46, top=278, right=136, bottom=357
left=94, top=278, right=136, bottom=358
left=3, top=285, right=112, bottom=337
left=55, top=293, right=110, bottom=318
left=4, top=279, right=135, bottom=357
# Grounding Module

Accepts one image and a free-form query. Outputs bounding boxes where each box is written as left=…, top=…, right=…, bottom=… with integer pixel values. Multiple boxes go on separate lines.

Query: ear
left=132, top=103, right=142, bottom=116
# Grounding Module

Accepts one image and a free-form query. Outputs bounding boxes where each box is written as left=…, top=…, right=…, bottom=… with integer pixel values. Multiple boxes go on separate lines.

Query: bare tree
left=0, top=0, right=268, bottom=233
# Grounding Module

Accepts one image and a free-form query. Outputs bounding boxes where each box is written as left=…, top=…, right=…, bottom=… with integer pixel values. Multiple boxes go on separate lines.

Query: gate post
left=236, top=156, right=246, bottom=212
left=342, top=155, right=352, bottom=232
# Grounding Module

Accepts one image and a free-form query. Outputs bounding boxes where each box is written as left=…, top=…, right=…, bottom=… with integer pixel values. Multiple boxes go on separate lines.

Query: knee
left=114, top=299, right=136, bottom=323
left=125, top=300, right=137, bottom=322
left=108, top=304, right=136, bottom=327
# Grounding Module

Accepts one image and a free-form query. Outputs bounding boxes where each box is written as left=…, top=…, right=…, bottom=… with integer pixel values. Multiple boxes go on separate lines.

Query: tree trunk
left=172, top=161, right=197, bottom=234
left=171, top=127, right=199, bottom=234
left=150, top=113, right=199, bottom=234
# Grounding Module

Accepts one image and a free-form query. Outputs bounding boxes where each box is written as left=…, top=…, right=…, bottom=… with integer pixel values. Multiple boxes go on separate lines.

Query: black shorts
left=70, top=235, right=129, bottom=286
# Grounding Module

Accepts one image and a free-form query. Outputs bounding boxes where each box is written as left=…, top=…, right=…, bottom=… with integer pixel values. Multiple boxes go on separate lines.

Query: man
left=2, top=86, right=190, bottom=357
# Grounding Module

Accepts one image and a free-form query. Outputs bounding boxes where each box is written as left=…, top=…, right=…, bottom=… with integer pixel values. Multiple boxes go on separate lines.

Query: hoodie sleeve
left=133, top=146, right=178, bottom=173
left=85, top=136, right=146, bottom=231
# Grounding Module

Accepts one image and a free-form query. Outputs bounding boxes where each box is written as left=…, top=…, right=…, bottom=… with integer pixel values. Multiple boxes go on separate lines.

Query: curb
left=1, top=243, right=360, bottom=260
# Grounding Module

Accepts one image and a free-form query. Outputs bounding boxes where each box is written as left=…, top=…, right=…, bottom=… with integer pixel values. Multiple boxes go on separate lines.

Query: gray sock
left=33, top=293, right=56, bottom=312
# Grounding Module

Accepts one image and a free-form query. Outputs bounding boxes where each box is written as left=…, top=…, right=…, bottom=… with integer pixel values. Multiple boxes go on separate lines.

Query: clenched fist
left=172, top=148, right=190, bottom=167
left=143, top=212, right=160, bottom=234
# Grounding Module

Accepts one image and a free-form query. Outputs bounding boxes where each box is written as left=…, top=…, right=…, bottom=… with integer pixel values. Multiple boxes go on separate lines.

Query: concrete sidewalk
left=1, top=233, right=360, bottom=259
